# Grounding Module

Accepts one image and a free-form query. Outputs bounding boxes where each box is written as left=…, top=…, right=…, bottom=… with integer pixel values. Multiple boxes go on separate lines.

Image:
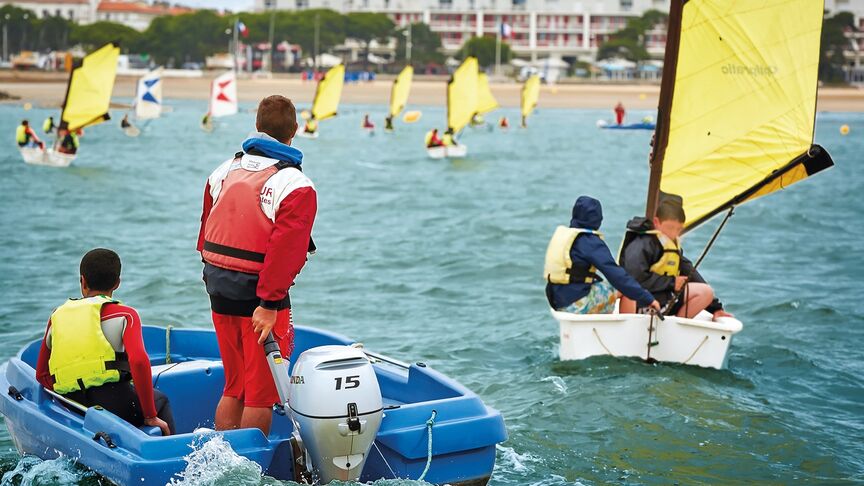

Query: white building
left=256, top=0, right=864, bottom=61
left=2, top=0, right=98, bottom=23
left=2, top=0, right=194, bottom=30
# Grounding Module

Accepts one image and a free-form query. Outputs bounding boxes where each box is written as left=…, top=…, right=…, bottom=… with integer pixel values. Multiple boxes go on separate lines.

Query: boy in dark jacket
left=544, top=196, right=660, bottom=314
left=619, top=199, right=733, bottom=319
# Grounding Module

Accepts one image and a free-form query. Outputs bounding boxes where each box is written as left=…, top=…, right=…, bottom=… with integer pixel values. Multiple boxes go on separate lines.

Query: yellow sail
left=648, top=0, right=834, bottom=231
left=389, top=65, right=413, bottom=118
left=521, top=74, right=540, bottom=118
left=311, top=64, right=345, bottom=121
left=476, top=72, right=498, bottom=115
left=447, top=57, right=479, bottom=134
left=61, top=43, right=120, bottom=131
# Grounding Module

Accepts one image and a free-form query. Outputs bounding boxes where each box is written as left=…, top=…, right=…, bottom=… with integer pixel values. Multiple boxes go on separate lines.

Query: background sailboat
left=123, top=67, right=164, bottom=137
left=427, top=56, right=478, bottom=159
left=552, top=0, right=833, bottom=369
left=298, top=64, right=345, bottom=139
left=386, top=65, right=417, bottom=131
left=201, top=71, right=237, bottom=132
left=472, top=72, right=499, bottom=129
left=21, top=42, right=119, bottom=167
left=520, top=74, right=540, bottom=128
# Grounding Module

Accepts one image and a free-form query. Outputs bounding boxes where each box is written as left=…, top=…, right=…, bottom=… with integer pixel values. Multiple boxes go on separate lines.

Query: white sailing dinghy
left=201, top=71, right=238, bottom=132
left=297, top=64, right=344, bottom=139
left=551, top=0, right=834, bottom=369
left=124, top=67, right=163, bottom=137
left=385, top=65, right=414, bottom=132
left=520, top=74, right=540, bottom=128
left=21, top=43, right=119, bottom=167
left=427, top=57, right=478, bottom=159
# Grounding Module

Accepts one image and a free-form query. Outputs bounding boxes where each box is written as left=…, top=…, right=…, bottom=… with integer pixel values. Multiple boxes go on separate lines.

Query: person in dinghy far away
left=619, top=198, right=734, bottom=320
left=545, top=196, right=660, bottom=314
left=197, top=95, right=317, bottom=436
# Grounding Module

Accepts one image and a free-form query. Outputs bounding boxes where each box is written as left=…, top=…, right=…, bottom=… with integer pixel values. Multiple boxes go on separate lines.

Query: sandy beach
left=1, top=71, right=862, bottom=112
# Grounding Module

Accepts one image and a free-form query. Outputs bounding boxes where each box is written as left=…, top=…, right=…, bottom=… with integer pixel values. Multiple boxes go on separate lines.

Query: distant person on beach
left=56, top=122, right=79, bottom=155
left=619, top=198, right=733, bottom=320
left=198, top=95, right=317, bottom=436
left=16, top=120, right=44, bottom=149
left=545, top=196, right=660, bottom=314
left=614, top=102, right=626, bottom=125
left=362, top=114, right=375, bottom=129
left=425, top=128, right=443, bottom=148
left=42, top=116, right=56, bottom=134
left=35, top=248, right=175, bottom=436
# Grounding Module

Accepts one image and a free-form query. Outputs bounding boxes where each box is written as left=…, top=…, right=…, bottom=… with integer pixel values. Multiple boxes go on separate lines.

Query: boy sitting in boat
left=16, top=120, right=44, bottom=149
left=425, top=128, right=443, bottom=148
left=619, top=198, right=733, bottom=320
left=35, top=248, right=175, bottom=436
left=544, top=196, right=660, bottom=314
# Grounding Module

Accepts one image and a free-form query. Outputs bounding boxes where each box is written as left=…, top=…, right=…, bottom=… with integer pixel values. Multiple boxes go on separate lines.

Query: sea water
left=0, top=100, right=861, bottom=485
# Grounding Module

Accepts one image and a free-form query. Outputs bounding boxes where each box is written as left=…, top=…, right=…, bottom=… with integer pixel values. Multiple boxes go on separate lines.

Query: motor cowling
left=288, top=345, right=383, bottom=484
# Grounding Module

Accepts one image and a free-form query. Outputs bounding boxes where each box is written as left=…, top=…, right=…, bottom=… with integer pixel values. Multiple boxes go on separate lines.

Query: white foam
left=168, top=435, right=263, bottom=486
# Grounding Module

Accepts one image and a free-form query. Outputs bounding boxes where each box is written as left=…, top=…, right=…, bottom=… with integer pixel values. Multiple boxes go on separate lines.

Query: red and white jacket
left=197, top=152, right=317, bottom=307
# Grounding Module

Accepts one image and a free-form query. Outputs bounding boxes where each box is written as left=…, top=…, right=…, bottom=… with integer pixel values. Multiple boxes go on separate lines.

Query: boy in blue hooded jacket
left=544, top=196, right=659, bottom=314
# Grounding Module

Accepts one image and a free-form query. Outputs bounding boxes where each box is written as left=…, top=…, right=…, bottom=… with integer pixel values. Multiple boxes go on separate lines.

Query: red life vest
left=202, top=153, right=298, bottom=274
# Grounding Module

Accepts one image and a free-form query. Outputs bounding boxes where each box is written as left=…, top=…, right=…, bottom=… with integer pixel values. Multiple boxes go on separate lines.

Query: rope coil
left=417, top=410, right=437, bottom=482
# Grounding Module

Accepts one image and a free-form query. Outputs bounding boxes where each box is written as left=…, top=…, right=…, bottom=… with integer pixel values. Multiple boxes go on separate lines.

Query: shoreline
left=1, top=71, right=862, bottom=112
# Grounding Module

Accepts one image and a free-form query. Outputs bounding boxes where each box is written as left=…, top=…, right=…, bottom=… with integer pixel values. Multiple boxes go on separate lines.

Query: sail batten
left=311, top=64, right=345, bottom=121
left=60, top=43, right=120, bottom=131
left=648, top=0, right=833, bottom=232
left=389, top=65, right=413, bottom=118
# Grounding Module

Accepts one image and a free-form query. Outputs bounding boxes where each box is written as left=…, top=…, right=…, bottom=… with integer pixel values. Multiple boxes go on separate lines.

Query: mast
left=644, top=0, right=685, bottom=219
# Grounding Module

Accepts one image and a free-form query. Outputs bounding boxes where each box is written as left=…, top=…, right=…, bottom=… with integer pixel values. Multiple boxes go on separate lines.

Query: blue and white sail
left=135, top=68, right=163, bottom=120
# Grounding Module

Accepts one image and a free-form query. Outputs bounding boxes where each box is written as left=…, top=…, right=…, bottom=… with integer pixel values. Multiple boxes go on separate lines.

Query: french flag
left=500, top=22, right=512, bottom=39
left=237, top=20, right=249, bottom=38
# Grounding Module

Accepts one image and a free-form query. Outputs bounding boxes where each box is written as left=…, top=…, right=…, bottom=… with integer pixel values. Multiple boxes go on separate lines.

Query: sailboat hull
left=551, top=307, right=742, bottom=369
left=427, top=144, right=467, bottom=159
left=19, top=148, right=75, bottom=168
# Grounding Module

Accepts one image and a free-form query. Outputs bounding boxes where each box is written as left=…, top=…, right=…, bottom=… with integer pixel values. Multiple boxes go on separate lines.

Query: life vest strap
left=203, top=240, right=266, bottom=263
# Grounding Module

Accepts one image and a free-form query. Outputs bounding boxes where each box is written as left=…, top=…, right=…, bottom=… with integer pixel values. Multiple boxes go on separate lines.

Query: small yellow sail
left=649, top=0, right=833, bottom=231
left=447, top=57, right=479, bottom=134
left=61, top=43, right=120, bottom=131
left=521, top=74, right=540, bottom=118
left=476, top=72, right=498, bottom=115
left=311, top=64, right=345, bottom=121
left=389, top=65, right=413, bottom=118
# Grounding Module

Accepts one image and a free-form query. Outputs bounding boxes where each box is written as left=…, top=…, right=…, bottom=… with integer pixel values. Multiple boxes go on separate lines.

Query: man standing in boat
left=545, top=196, right=660, bottom=314
left=198, top=95, right=317, bottom=435
left=614, top=101, right=626, bottom=126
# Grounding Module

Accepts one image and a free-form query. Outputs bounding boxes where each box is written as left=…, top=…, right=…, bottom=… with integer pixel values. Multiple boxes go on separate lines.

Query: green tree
left=140, top=10, right=228, bottom=65
left=395, top=22, right=444, bottom=67
left=457, top=35, right=511, bottom=68
left=596, top=9, right=667, bottom=61
left=819, top=11, right=856, bottom=84
left=70, top=21, right=141, bottom=52
left=0, top=5, right=42, bottom=53
left=345, top=12, right=394, bottom=69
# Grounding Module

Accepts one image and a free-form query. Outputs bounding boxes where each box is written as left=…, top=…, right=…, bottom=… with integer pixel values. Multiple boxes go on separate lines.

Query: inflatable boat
left=19, top=147, right=76, bottom=167
left=0, top=325, right=506, bottom=485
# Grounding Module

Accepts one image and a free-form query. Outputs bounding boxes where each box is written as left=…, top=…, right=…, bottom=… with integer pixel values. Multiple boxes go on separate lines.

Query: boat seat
left=140, top=425, right=161, bottom=437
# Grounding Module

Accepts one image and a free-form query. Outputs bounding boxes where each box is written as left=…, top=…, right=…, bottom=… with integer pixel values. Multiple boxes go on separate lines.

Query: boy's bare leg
left=619, top=297, right=636, bottom=314
left=676, top=282, right=714, bottom=318
left=241, top=407, right=273, bottom=436
left=215, top=396, right=243, bottom=430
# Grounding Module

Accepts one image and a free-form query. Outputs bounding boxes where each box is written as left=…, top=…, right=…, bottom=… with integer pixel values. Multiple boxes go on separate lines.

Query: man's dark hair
left=256, top=95, right=298, bottom=142
left=21, top=120, right=28, bottom=126
left=656, top=200, right=686, bottom=223
left=80, top=248, right=121, bottom=291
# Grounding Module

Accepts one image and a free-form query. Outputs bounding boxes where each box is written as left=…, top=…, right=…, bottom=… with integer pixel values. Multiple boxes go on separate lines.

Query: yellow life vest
left=648, top=231, right=681, bottom=277
left=424, top=130, right=434, bottom=146
left=42, top=118, right=54, bottom=133
left=47, top=295, right=125, bottom=394
left=305, top=120, right=318, bottom=133
left=16, top=125, right=29, bottom=144
left=543, top=226, right=602, bottom=284
left=442, top=133, right=453, bottom=146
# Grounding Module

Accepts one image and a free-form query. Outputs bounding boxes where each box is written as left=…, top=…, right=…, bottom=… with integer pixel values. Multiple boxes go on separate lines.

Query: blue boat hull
left=0, top=325, right=507, bottom=485
left=600, top=122, right=656, bottom=130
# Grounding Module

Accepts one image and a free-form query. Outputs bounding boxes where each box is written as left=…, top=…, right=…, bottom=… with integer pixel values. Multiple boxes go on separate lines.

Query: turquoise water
left=0, top=99, right=862, bottom=485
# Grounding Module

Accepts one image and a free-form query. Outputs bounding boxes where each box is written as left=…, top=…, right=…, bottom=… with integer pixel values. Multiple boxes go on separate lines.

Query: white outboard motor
left=288, top=345, right=383, bottom=484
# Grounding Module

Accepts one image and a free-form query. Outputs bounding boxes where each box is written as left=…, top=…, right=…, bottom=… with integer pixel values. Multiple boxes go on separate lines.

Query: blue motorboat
left=597, top=120, right=656, bottom=130
left=0, top=325, right=507, bottom=485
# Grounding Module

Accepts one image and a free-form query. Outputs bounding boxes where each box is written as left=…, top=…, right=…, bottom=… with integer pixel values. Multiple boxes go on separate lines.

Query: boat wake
left=0, top=455, right=94, bottom=486
left=169, top=434, right=264, bottom=486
